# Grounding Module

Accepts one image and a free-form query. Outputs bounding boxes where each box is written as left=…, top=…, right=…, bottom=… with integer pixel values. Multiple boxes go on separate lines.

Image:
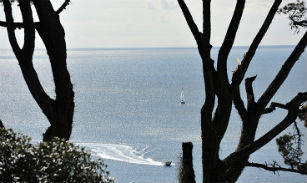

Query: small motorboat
left=164, top=161, right=172, bottom=167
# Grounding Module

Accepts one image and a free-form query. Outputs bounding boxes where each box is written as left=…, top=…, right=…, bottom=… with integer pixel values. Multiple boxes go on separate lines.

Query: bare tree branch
left=210, top=0, right=247, bottom=142
left=231, top=0, right=282, bottom=87
left=217, top=0, right=245, bottom=87
left=0, top=21, right=26, bottom=29
left=257, top=31, right=307, bottom=110
left=224, top=92, right=307, bottom=166
left=177, top=0, right=202, bottom=43
left=19, top=0, right=35, bottom=57
left=56, top=0, right=70, bottom=14
left=3, top=0, right=56, bottom=126
left=263, top=102, right=289, bottom=114
left=210, top=0, right=246, bottom=141
left=233, top=86, right=247, bottom=121
left=271, top=102, right=289, bottom=110
left=0, top=0, right=70, bottom=29
left=0, top=21, right=42, bottom=29
left=246, top=162, right=307, bottom=175
left=291, top=18, right=307, bottom=27
left=262, top=107, right=275, bottom=114
left=3, top=0, right=21, bottom=56
left=200, top=59, right=218, bottom=181
left=202, top=0, right=211, bottom=44
left=177, top=2, right=218, bottom=180
left=293, top=121, right=302, bottom=150
left=245, top=75, right=257, bottom=108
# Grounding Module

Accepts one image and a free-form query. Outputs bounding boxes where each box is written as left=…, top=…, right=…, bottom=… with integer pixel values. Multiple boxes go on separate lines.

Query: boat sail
left=180, top=88, right=185, bottom=104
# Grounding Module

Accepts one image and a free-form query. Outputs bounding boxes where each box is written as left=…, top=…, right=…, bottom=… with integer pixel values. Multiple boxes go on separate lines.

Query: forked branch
left=56, top=0, right=71, bottom=14
left=19, top=0, right=35, bottom=57
left=245, top=75, right=257, bottom=107
left=177, top=0, right=202, bottom=43
left=231, top=0, right=282, bottom=87
left=217, top=0, right=245, bottom=86
left=233, top=86, right=247, bottom=121
left=0, top=0, right=70, bottom=29
left=257, top=31, right=307, bottom=110
left=3, top=0, right=21, bottom=55
left=3, top=0, right=56, bottom=126
left=225, top=92, right=307, bottom=165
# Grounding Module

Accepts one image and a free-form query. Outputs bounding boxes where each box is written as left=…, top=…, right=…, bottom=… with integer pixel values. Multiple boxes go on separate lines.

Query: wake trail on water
left=77, top=143, right=164, bottom=166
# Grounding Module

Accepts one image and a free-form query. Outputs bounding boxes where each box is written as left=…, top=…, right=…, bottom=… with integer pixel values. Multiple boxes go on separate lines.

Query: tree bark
left=179, top=142, right=196, bottom=183
left=33, top=0, right=75, bottom=141
left=0, top=120, right=4, bottom=128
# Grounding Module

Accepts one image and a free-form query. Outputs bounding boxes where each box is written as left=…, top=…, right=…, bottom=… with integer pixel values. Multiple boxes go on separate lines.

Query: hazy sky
left=0, top=0, right=305, bottom=48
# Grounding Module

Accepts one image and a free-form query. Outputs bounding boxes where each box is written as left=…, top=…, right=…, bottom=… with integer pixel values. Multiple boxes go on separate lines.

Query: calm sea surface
left=0, top=46, right=306, bottom=182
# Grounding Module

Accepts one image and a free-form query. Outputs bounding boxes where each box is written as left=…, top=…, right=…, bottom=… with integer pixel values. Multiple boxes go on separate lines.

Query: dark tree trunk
left=179, top=142, right=196, bottom=183
left=0, top=120, right=4, bottom=128
left=33, top=0, right=75, bottom=141
left=2, top=0, right=74, bottom=141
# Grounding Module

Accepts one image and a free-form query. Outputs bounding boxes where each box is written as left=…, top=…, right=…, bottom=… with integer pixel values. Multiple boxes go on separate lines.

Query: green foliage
left=276, top=134, right=302, bottom=167
left=298, top=103, right=307, bottom=125
left=276, top=129, right=307, bottom=172
left=0, top=128, right=114, bottom=183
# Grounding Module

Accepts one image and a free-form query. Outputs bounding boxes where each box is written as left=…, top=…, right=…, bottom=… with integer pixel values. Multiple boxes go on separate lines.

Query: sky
left=0, top=0, right=305, bottom=48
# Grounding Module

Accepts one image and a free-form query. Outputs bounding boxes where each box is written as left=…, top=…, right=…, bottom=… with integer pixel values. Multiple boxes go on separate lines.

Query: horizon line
left=0, top=44, right=297, bottom=50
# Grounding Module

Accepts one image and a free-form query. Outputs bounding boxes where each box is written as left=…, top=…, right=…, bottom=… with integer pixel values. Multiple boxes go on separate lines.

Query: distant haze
left=0, top=0, right=305, bottom=48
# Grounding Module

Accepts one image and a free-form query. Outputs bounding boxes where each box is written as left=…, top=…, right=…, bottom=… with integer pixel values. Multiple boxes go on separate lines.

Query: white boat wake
left=77, top=143, right=164, bottom=166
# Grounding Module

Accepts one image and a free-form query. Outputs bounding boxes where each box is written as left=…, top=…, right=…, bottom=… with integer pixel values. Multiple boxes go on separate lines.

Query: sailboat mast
left=180, top=88, right=185, bottom=104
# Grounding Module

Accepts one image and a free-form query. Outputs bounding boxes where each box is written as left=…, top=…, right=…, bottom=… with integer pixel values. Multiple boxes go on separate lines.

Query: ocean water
left=0, top=46, right=306, bottom=182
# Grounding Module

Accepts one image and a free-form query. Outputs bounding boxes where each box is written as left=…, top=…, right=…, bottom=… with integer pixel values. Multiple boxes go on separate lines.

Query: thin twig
left=56, top=0, right=71, bottom=14
left=0, top=0, right=70, bottom=29
left=246, top=162, right=307, bottom=175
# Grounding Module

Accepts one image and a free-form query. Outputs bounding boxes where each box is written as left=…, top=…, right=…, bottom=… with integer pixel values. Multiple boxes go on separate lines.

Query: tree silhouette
left=278, top=0, right=307, bottom=32
left=177, top=0, right=307, bottom=182
left=0, top=0, right=74, bottom=141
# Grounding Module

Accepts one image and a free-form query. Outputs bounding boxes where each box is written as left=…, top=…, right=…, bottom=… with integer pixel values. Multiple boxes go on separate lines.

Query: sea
left=0, top=46, right=306, bottom=183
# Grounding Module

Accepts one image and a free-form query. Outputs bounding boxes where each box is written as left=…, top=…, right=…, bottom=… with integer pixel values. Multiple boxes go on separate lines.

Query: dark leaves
left=278, top=0, right=307, bottom=33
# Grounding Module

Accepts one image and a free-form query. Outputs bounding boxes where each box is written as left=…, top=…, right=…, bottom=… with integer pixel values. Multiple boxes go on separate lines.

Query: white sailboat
left=180, top=88, right=185, bottom=104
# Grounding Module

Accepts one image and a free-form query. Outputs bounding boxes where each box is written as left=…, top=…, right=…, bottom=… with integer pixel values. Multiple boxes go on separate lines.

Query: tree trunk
left=0, top=120, right=4, bottom=128
left=179, top=142, right=196, bottom=183
left=2, top=0, right=74, bottom=141
left=33, top=0, right=74, bottom=141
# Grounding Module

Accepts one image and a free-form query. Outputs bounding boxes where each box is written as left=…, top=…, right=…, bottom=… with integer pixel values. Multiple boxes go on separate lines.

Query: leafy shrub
left=276, top=131, right=306, bottom=173
left=276, top=133, right=303, bottom=168
left=0, top=128, right=114, bottom=183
